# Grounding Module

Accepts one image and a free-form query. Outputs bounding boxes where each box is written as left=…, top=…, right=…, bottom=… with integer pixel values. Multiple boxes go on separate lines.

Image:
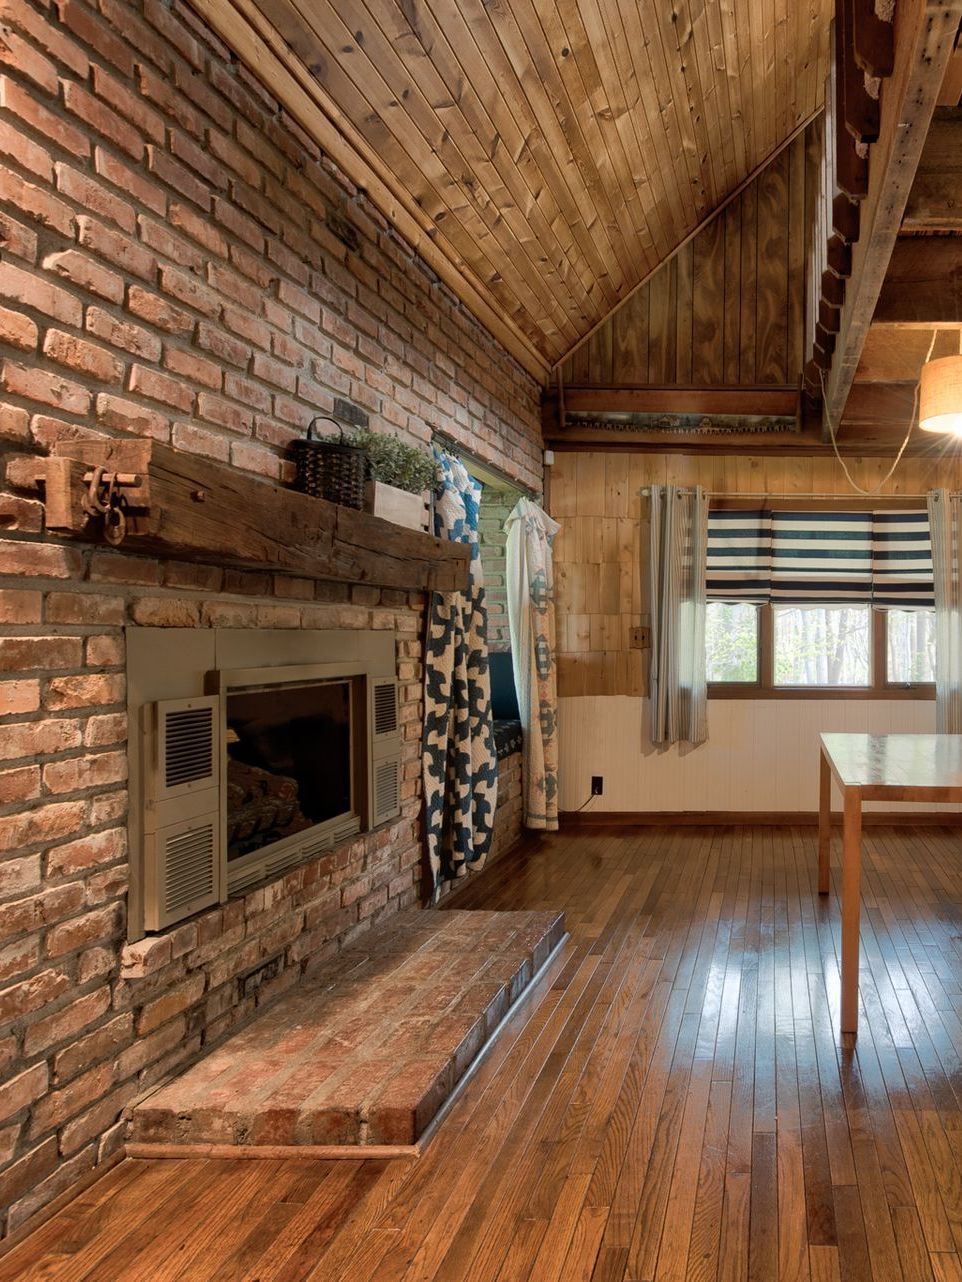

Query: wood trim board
left=0, top=1150, right=125, bottom=1262
left=560, top=809, right=962, bottom=827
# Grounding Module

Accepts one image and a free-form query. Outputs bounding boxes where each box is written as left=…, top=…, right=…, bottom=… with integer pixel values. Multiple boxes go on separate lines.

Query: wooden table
left=818, top=733, right=962, bottom=1036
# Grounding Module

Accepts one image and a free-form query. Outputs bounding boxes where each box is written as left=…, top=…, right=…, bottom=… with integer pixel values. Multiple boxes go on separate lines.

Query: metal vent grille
left=164, top=706, right=214, bottom=789
left=229, top=864, right=265, bottom=894
left=374, top=758, right=399, bottom=821
left=373, top=681, right=398, bottom=736
left=164, top=823, right=215, bottom=914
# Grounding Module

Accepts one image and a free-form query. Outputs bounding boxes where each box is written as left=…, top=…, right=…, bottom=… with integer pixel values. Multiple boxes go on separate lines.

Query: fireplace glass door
left=224, top=679, right=353, bottom=863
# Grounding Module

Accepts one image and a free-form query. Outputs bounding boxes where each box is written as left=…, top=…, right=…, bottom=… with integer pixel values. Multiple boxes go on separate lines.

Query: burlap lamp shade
left=920, top=353, right=962, bottom=437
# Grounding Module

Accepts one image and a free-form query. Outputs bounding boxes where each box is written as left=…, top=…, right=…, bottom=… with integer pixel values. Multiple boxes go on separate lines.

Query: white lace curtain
left=928, top=490, right=962, bottom=732
left=505, top=498, right=561, bottom=830
left=647, top=485, right=709, bottom=746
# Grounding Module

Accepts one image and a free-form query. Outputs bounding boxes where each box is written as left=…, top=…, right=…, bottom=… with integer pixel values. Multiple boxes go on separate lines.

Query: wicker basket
left=290, top=418, right=367, bottom=508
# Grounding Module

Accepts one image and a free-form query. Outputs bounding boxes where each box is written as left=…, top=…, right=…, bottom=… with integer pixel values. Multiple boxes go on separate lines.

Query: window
left=886, top=609, right=936, bottom=684
left=707, top=603, right=935, bottom=698
left=773, top=605, right=871, bottom=687
left=706, top=502, right=935, bottom=698
left=706, top=602, right=759, bottom=683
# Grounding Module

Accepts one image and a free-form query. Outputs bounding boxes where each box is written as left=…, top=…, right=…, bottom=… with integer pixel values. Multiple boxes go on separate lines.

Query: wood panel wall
left=560, top=126, right=817, bottom=389
left=550, top=448, right=962, bottom=698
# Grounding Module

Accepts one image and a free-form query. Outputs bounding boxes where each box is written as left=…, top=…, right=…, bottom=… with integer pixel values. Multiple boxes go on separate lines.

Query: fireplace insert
left=130, top=629, right=401, bottom=935
left=224, top=678, right=354, bottom=863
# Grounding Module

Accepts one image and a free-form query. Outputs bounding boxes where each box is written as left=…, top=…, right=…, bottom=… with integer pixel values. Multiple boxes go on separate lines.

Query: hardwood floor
left=6, top=822, right=962, bottom=1281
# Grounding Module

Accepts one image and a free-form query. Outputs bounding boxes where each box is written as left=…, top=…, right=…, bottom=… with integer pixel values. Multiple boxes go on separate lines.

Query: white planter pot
left=364, top=481, right=431, bottom=533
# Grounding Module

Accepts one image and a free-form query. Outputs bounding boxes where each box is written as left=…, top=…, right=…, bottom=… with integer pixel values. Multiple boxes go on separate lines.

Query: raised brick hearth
left=126, top=908, right=565, bottom=1153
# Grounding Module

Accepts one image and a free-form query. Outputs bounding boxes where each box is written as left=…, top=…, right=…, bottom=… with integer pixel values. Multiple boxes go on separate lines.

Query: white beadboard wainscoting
left=558, top=697, right=962, bottom=815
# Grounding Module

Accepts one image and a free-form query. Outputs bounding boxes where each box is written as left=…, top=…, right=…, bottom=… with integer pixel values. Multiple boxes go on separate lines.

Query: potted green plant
left=355, top=429, right=440, bottom=532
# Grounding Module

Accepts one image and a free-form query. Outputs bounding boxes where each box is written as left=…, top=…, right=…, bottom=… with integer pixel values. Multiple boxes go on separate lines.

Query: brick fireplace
left=0, top=0, right=541, bottom=1235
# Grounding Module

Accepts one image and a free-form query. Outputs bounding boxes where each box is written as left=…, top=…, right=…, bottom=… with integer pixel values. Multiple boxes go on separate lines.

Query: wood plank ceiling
left=194, top=0, right=832, bottom=378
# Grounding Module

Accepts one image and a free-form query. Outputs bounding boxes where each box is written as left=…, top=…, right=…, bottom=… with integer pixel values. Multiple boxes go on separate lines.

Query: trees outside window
left=773, top=606, right=870, bottom=687
left=705, top=603, right=935, bottom=697
left=705, top=603, right=758, bottom=683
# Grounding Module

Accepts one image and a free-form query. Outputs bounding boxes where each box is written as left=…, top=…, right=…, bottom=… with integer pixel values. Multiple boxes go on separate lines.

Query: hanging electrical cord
left=818, top=329, right=938, bottom=496
left=571, top=790, right=598, bottom=813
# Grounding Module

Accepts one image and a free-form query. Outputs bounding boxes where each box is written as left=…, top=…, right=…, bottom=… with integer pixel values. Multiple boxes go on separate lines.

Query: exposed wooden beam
left=902, top=115, right=962, bottom=229
left=839, top=0, right=881, bottom=143
left=856, top=325, right=962, bottom=379
left=832, top=18, right=869, bottom=198
left=852, top=0, right=895, bottom=78
left=553, top=386, right=799, bottom=417
left=938, top=36, right=962, bottom=105
left=186, top=0, right=550, bottom=382
left=872, top=237, right=962, bottom=323
left=546, top=430, right=820, bottom=454
left=823, top=0, right=962, bottom=433
left=840, top=381, right=919, bottom=425
left=903, top=173, right=962, bottom=229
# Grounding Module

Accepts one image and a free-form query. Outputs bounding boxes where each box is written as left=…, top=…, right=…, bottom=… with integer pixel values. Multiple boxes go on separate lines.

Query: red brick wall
left=0, top=0, right=542, bottom=1235
left=479, top=486, right=518, bottom=652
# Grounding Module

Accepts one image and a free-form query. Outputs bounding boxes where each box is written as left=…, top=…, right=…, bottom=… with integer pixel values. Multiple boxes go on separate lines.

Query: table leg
left=840, top=787, right=862, bottom=1037
left=818, top=750, right=831, bottom=894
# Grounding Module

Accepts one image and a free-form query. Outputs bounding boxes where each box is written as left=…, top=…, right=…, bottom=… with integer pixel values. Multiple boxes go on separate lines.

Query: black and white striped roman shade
left=870, top=510, right=934, bottom=607
left=707, top=508, right=933, bottom=607
left=706, top=509, right=772, bottom=602
left=770, top=510, right=873, bottom=604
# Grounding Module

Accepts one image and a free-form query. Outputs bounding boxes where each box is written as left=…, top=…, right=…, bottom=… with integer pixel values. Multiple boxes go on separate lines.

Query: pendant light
left=919, top=330, right=962, bottom=437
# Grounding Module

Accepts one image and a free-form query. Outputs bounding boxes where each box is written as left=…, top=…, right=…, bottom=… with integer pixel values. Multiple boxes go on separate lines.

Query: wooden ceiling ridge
left=550, top=106, right=826, bottom=374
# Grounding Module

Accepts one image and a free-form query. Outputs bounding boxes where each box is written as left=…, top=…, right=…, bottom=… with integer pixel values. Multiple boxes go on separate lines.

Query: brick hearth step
left=127, top=908, right=566, bottom=1154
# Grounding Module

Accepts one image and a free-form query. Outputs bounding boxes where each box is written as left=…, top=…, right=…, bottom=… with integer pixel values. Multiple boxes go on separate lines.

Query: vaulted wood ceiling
left=194, top=0, right=832, bottom=378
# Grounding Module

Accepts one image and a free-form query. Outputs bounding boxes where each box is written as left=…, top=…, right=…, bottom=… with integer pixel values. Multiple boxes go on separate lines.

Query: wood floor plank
left=9, top=823, right=962, bottom=1282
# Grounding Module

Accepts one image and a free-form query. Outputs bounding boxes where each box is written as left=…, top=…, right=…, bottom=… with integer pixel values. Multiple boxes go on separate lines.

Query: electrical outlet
left=591, top=775, right=604, bottom=796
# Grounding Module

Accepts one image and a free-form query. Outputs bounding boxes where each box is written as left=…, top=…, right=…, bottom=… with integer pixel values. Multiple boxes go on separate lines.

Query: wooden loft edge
left=6, top=439, right=471, bottom=594
left=823, top=0, right=962, bottom=430
left=187, top=0, right=551, bottom=384
left=550, top=108, right=824, bottom=374
left=557, top=387, right=800, bottom=416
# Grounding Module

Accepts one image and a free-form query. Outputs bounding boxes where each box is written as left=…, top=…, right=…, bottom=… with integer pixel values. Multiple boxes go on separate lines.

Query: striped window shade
left=770, top=510, right=873, bottom=603
left=706, top=509, right=771, bottom=601
left=871, top=510, right=934, bottom=607
left=707, top=507, right=933, bottom=607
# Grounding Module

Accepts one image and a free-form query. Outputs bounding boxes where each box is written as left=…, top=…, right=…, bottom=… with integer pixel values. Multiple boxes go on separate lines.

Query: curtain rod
left=432, top=431, right=540, bottom=500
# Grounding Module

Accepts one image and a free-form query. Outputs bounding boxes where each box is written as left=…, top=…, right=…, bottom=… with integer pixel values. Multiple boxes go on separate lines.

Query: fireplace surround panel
left=127, top=628, right=400, bottom=941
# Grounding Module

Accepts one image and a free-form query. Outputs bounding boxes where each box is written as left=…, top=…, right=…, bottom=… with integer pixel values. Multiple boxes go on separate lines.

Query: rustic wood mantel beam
left=6, top=440, right=469, bottom=593
left=822, top=0, right=962, bottom=436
